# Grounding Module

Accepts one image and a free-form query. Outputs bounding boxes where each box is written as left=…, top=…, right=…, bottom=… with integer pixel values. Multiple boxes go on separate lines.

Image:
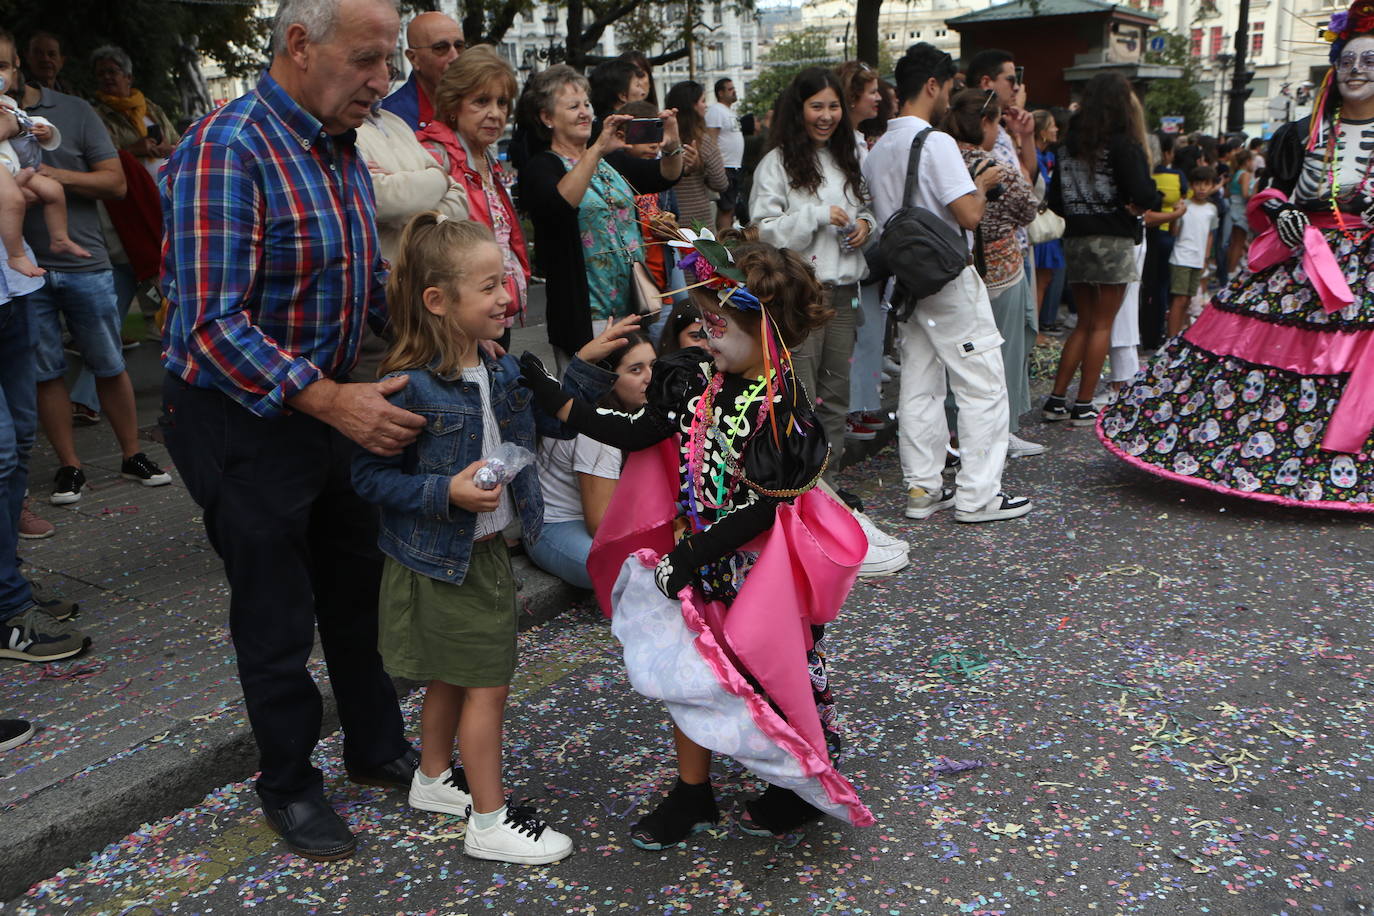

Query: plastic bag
left=474, top=442, right=535, bottom=490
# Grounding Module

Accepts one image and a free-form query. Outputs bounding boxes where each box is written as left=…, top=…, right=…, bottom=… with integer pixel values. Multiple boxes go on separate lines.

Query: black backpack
left=871, top=127, right=970, bottom=321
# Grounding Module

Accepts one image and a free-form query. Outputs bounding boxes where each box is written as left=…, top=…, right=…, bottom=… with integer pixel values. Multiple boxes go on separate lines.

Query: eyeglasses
left=416, top=39, right=465, bottom=56
left=1338, top=49, right=1374, bottom=71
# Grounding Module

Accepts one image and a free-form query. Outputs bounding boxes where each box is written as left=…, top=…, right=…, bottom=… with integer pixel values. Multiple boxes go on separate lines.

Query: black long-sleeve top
left=567, top=348, right=828, bottom=601
left=1049, top=132, right=1161, bottom=240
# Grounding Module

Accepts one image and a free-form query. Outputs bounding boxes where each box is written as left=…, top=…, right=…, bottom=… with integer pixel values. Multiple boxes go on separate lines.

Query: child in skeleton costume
left=519, top=233, right=874, bottom=849
left=1098, top=0, right=1374, bottom=510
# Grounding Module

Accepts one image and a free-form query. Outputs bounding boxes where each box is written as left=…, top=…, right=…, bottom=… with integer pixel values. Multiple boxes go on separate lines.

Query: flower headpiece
left=669, top=228, right=763, bottom=311
left=1323, top=0, right=1374, bottom=61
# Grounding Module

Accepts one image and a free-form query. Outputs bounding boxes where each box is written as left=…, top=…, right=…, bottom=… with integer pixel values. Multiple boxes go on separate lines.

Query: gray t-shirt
left=22, top=87, right=117, bottom=271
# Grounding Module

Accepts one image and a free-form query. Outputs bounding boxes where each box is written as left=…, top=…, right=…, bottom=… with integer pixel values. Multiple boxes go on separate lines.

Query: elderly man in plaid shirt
left=159, top=0, right=427, bottom=862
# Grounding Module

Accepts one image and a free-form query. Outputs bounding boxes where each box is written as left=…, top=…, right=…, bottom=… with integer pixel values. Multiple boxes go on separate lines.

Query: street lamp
left=523, top=8, right=566, bottom=70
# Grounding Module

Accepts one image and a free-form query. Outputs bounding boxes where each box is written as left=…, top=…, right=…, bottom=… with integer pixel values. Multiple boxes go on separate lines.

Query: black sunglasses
left=417, top=39, right=465, bottom=55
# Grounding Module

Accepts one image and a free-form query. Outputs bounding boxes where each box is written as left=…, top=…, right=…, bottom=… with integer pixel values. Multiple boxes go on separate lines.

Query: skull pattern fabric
left=1099, top=220, right=1374, bottom=511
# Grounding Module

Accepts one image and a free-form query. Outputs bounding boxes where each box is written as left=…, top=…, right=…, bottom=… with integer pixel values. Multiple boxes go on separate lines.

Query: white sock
left=415, top=767, right=446, bottom=787
left=471, top=805, right=505, bottom=830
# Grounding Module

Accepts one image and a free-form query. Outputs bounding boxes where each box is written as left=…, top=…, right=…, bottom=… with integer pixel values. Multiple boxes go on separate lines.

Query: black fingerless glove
left=1261, top=199, right=1309, bottom=248
left=518, top=351, right=571, bottom=417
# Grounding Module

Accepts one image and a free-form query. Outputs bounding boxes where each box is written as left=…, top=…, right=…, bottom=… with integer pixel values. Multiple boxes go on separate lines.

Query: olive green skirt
left=378, top=539, right=517, bottom=687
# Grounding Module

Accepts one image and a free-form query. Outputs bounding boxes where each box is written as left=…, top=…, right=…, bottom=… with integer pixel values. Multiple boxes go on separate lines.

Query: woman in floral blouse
left=943, top=88, right=1040, bottom=437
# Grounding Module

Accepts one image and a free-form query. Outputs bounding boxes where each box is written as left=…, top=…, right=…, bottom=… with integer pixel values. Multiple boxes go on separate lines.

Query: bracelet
left=663, top=145, right=685, bottom=157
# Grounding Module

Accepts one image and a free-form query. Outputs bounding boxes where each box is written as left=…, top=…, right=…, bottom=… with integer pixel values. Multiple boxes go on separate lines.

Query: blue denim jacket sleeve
left=533, top=355, right=616, bottom=439
left=351, top=377, right=454, bottom=522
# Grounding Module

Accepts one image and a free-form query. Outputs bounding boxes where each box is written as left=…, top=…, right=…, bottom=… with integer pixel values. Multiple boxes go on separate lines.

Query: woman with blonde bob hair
left=417, top=45, right=529, bottom=346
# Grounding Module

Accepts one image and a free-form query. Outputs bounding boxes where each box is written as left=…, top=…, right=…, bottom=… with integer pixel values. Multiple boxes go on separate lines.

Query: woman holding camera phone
left=516, top=65, right=684, bottom=368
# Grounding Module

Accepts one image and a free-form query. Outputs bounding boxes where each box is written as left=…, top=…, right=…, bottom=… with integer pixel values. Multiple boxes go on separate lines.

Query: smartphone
left=623, top=118, right=664, bottom=145
left=1014, top=65, right=1025, bottom=87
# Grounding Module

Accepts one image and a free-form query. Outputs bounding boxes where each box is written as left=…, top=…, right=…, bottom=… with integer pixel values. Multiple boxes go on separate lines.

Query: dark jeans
left=1140, top=229, right=1176, bottom=349
left=160, top=375, right=407, bottom=807
left=0, top=294, right=36, bottom=619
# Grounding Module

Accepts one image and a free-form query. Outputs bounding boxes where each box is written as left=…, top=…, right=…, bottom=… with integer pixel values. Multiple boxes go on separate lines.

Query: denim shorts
left=30, top=268, right=124, bottom=383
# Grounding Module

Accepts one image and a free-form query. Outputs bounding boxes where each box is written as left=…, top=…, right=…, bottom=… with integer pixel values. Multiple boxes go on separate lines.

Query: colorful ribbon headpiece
left=667, top=226, right=796, bottom=444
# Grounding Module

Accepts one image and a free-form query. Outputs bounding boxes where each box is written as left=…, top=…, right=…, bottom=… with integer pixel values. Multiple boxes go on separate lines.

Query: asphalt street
left=4, top=294, right=1372, bottom=914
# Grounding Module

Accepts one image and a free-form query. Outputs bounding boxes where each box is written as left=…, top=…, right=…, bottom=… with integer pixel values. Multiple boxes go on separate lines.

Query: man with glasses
left=966, top=49, right=1037, bottom=182
left=381, top=10, right=464, bottom=130
left=966, top=48, right=1045, bottom=460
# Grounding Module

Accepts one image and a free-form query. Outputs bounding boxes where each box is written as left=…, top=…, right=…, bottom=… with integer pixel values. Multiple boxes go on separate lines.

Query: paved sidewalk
left=0, top=299, right=894, bottom=900
left=0, top=317, right=583, bottom=899
left=7, top=407, right=1373, bottom=914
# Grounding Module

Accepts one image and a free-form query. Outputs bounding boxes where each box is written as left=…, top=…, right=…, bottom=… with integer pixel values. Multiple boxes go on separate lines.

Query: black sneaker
left=737, top=785, right=824, bottom=837
left=121, top=452, right=172, bottom=487
left=50, top=466, right=86, bottom=505
left=0, top=606, right=91, bottom=661
left=1042, top=396, right=1070, bottom=422
left=0, top=719, right=35, bottom=752
left=1069, top=402, right=1100, bottom=428
left=629, top=779, right=720, bottom=850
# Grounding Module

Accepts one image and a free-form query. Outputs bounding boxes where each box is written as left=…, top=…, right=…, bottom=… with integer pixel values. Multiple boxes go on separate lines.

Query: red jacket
left=416, top=122, right=530, bottom=318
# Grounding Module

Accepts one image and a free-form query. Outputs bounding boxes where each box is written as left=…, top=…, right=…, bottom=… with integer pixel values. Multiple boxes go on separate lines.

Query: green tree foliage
left=0, top=0, right=267, bottom=122
left=739, top=27, right=832, bottom=117
left=1142, top=29, right=1210, bottom=134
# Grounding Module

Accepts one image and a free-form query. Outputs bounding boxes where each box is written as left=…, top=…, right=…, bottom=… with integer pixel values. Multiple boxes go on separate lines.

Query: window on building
left=743, top=41, right=753, bottom=68
left=713, top=1, right=722, bottom=23
left=935, top=27, right=946, bottom=36
left=1210, top=26, right=1223, bottom=56
left=715, top=43, right=726, bottom=68
left=1190, top=27, right=1202, bottom=56
left=500, top=42, right=515, bottom=63
left=1251, top=21, right=1264, bottom=55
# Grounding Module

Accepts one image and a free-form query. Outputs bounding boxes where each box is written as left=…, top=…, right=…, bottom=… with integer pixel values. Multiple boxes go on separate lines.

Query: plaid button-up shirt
left=161, top=73, right=387, bottom=418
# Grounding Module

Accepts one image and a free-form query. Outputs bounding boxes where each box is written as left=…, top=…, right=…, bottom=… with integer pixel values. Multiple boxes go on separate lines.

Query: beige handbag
left=631, top=260, right=665, bottom=316
left=1027, top=202, right=1065, bottom=245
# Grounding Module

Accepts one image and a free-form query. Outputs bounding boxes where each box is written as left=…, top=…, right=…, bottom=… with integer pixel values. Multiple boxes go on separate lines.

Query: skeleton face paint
left=701, top=307, right=762, bottom=375
left=1339, top=36, right=1374, bottom=104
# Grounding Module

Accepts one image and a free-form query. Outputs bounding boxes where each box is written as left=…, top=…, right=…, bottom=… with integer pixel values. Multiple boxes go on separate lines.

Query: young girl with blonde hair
left=352, top=213, right=636, bottom=864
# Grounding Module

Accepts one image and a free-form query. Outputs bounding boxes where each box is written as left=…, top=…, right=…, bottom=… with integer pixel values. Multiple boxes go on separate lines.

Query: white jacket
left=355, top=108, right=468, bottom=261
left=749, top=146, right=874, bottom=287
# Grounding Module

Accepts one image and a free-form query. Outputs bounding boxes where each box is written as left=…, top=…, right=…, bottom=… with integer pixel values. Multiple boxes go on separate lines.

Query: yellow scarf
left=96, top=89, right=149, bottom=138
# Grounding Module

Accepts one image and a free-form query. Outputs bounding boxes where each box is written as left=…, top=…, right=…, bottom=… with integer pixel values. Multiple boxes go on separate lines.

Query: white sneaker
left=464, top=804, right=574, bottom=865
left=859, top=540, right=909, bottom=577
left=853, top=511, right=909, bottom=551
left=1007, top=433, right=1045, bottom=458
left=905, top=486, right=955, bottom=520
left=408, top=767, right=473, bottom=816
left=954, top=492, right=1033, bottom=523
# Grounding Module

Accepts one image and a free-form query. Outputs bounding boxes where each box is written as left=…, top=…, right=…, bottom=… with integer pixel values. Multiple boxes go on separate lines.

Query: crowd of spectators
left=0, top=0, right=1271, bottom=852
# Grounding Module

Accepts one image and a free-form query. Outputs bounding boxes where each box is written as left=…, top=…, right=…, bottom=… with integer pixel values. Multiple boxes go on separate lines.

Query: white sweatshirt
left=749, top=146, right=875, bottom=287
left=355, top=108, right=468, bottom=262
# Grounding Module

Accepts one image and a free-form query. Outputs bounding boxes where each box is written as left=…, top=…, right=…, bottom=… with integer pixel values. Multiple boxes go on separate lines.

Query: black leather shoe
left=262, top=796, right=356, bottom=861
left=346, top=746, right=420, bottom=790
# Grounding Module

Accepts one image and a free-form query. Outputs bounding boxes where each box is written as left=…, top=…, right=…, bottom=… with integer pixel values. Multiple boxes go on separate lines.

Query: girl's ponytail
left=381, top=213, right=497, bottom=376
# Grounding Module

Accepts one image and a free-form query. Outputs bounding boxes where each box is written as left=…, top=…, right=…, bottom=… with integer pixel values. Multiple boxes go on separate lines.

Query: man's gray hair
left=271, top=0, right=397, bottom=56
left=90, top=44, right=133, bottom=80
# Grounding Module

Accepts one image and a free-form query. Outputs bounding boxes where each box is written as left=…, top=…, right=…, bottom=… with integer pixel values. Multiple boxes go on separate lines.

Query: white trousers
left=1108, top=240, right=1147, bottom=383
left=897, top=265, right=1010, bottom=511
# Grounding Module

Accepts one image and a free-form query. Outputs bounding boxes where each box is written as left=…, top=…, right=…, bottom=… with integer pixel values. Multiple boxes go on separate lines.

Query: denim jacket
left=352, top=353, right=614, bottom=584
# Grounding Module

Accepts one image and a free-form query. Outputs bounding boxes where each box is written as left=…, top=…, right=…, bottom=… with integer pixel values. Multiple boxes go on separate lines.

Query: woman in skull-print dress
left=1098, top=8, right=1374, bottom=510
